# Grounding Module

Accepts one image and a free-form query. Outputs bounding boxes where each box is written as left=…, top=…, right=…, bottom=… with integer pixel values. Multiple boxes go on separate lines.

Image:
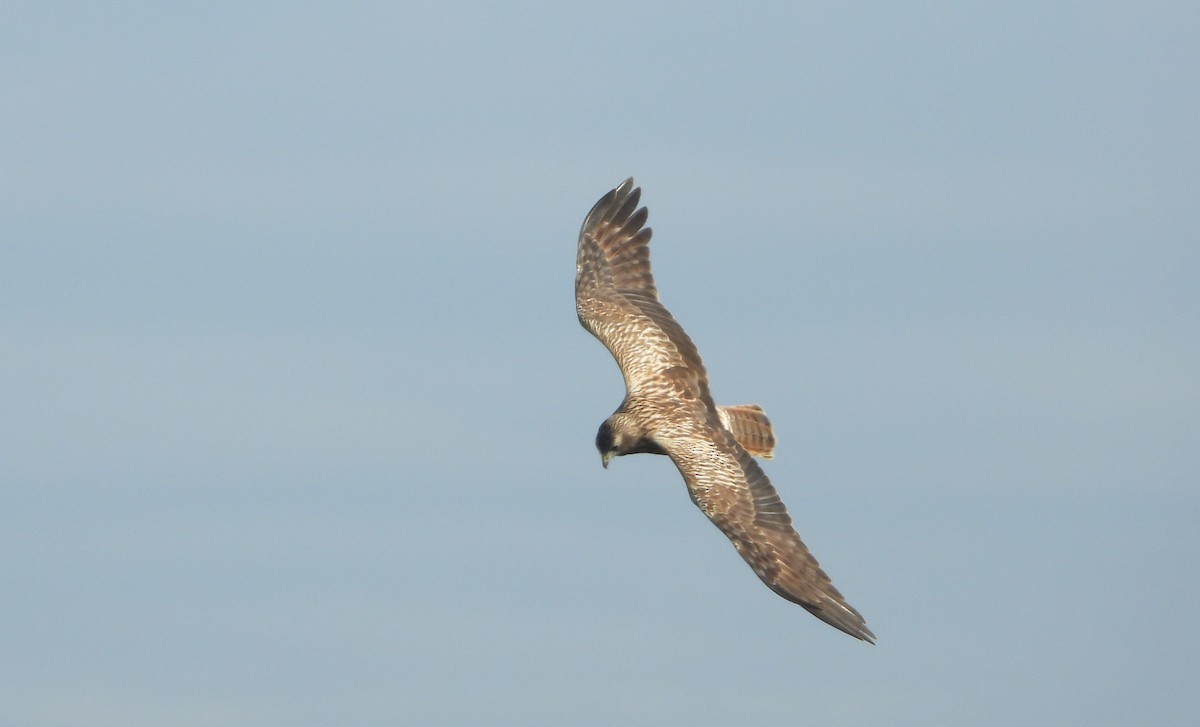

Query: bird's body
left=576, top=178, right=874, bottom=642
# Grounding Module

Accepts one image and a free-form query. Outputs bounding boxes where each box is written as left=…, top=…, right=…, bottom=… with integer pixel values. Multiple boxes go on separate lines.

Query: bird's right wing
left=575, top=178, right=713, bottom=405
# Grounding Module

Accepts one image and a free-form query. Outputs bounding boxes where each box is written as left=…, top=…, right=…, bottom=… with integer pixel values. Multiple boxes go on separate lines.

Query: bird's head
left=595, top=412, right=664, bottom=468
left=595, top=418, right=620, bottom=469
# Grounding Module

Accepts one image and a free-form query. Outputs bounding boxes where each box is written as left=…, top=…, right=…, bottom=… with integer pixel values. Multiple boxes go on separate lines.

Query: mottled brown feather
left=576, top=179, right=713, bottom=407
left=576, top=178, right=874, bottom=642
left=717, top=404, right=776, bottom=459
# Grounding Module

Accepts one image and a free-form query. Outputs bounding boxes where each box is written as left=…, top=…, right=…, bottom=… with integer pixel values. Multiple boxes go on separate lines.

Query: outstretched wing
left=575, top=178, right=713, bottom=405
left=666, top=428, right=875, bottom=642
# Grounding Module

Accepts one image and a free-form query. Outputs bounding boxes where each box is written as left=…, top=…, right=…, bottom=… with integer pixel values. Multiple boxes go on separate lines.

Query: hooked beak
left=601, top=451, right=614, bottom=469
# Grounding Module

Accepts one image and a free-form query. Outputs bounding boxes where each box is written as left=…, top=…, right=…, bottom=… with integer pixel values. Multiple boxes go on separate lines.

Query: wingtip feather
left=580, top=177, right=641, bottom=241
left=810, top=597, right=875, bottom=643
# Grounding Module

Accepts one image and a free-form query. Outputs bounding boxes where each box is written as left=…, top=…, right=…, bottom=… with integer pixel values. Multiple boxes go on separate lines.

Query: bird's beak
left=601, top=451, right=613, bottom=469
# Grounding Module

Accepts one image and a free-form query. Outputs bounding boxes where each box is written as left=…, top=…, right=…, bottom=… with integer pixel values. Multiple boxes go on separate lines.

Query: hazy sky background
left=3, top=2, right=1198, bottom=725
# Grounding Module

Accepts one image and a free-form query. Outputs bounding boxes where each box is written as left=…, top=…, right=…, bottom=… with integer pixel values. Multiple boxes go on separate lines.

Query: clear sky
left=3, top=2, right=1198, bottom=725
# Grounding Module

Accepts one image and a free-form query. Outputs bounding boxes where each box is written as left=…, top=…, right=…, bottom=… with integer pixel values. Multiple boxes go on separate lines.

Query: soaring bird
left=575, top=178, right=874, bottom=642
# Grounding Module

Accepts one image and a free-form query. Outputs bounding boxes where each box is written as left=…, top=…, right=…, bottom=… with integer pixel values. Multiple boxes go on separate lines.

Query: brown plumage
left=576, top=178, right=874, bottom=642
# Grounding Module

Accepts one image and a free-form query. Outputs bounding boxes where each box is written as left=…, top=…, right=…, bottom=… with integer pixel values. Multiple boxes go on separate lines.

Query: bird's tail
left=716, top=404, right=776, bottom=459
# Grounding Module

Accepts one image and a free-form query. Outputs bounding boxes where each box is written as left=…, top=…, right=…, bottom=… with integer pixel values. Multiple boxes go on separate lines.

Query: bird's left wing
left=665, top=428, right=875, bottom=642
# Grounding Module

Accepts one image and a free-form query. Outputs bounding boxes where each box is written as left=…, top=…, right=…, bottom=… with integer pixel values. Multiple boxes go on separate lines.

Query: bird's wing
left=665, top=426, right=875, bottom=642
left=575, top=178, right=713, bottom=405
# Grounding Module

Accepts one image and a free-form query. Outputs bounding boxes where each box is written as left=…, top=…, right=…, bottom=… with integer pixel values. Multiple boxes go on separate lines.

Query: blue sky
left=3, top=2, right=1198, bottom=725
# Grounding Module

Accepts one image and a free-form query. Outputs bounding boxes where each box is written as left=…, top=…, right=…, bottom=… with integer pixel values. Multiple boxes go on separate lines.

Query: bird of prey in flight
left=575, top=178, right=874, bottom=642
